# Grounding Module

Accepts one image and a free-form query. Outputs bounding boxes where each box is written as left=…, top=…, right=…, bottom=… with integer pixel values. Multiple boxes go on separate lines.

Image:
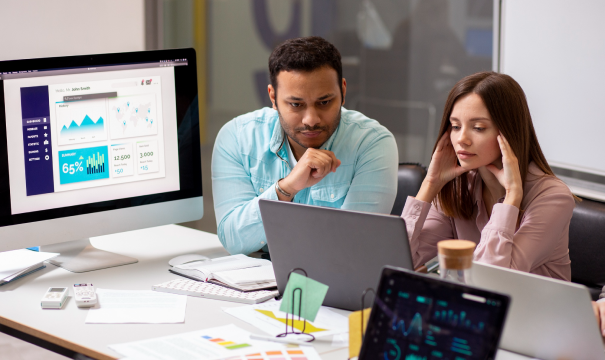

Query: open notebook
left=169, top=254, right=277, bottom=292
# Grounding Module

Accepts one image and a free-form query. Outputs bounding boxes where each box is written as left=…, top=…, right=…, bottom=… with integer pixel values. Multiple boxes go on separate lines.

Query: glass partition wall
left=159, top=0, right=494, bottom=233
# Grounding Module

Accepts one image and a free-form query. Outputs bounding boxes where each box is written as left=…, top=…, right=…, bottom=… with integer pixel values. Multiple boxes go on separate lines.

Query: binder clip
left=276, top=268, right=315, bottom=342
left=348, top=287, right=375, bottom=358
left=360, top=287, right=375, bottom=340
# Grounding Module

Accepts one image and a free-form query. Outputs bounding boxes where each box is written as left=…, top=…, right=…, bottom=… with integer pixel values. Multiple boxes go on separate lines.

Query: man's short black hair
left=269, top=36, right=343, bottom=101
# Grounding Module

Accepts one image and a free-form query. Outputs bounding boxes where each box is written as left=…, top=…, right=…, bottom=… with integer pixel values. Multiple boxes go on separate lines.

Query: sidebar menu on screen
left=20, top=86, right=54, bottom=196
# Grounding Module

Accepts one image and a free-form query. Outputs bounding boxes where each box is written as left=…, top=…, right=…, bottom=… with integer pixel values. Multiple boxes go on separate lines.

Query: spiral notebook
left=169, top=254, right=277, bottom=292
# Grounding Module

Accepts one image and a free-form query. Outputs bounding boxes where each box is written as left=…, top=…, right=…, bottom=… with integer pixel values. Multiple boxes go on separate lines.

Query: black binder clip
left=276, top=268, right=315, bottom=342
left=360, top=287, right=375, bottom=341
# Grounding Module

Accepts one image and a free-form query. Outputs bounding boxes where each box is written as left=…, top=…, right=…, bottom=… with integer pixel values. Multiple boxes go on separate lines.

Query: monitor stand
left=40, top=239, right=138, bottom=273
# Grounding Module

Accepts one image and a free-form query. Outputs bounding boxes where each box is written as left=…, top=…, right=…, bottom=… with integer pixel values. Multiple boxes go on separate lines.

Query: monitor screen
left=360, top=266, right=510, bottom=360
left=0, top=49, right=201, bottom=229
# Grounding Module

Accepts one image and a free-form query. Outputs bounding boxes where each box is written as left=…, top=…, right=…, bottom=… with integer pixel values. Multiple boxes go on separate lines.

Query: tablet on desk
left=359, top=266, right=510, bottom=360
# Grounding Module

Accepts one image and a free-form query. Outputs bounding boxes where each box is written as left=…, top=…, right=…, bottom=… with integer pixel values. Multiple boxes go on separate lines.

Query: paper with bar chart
left=108, top=324, right=321, bottom=360
left=221, top=347, right=321, bottom=360
left=223, top=301, right=349, bottom=339
left=108, top=94, right=158, bottom=140
left=55, top=98, right=108, bottom=146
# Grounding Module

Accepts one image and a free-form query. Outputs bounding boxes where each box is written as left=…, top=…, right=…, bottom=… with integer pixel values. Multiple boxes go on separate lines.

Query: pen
left=250, top=334, right=313, bottom=346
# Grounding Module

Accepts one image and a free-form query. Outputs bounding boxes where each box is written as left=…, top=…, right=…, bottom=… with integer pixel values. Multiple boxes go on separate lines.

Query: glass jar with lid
left=437, top=239, right=476, bottom=284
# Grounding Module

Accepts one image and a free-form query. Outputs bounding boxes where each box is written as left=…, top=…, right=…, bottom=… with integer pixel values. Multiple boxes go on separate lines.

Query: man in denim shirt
left=212, top=37, right=398, bottom=255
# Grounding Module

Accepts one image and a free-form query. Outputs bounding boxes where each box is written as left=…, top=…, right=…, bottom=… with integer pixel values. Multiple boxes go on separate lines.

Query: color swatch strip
left=223, top=348, right=309, bottom=360
left=201, top=335, right=251, bottom=350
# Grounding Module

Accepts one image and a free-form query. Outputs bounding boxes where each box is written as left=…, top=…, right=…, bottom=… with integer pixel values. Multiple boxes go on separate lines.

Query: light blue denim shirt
left=211, top=107, right=398, bottom=255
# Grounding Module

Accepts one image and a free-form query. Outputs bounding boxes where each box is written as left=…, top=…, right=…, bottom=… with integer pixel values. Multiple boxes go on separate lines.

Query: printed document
left=0, top=249, right=58, bottom=281
left=85, top=289, right=186, bottom=324
left=109, top=324, right=322, bottom=360
left=223, top=300, right=349, bottom=339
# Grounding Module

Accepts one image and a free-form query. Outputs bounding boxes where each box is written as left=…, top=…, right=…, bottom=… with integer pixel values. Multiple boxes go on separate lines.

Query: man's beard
left=277, top=107, right=341, bottom=150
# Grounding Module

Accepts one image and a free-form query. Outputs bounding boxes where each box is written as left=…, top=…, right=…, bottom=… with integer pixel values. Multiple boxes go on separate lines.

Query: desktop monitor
left=0, top=48, right=203, bottom=272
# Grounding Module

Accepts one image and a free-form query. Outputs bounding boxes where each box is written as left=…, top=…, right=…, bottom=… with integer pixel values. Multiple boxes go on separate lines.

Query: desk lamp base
left=40, top=239, right=138, bottom=273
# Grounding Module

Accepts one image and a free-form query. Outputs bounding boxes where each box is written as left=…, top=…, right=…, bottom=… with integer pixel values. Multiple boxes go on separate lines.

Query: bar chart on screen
left=58, top=146, right=109, bottom=184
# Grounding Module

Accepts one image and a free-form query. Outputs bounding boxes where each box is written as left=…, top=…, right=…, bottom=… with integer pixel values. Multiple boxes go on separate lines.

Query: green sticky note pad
left=279, top=272, right=329, bottom=322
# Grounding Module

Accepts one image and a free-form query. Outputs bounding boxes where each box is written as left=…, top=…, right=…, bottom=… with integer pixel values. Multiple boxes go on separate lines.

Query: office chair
left=568, top=197, right=605, bottom=300
left=390, top=163, right=427, bottom=216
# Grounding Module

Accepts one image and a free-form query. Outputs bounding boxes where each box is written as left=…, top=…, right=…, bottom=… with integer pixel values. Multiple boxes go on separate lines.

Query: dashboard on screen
left=0, top=49, right=201, bottom=226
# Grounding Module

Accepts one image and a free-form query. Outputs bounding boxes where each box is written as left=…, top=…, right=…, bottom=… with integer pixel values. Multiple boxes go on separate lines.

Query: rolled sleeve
left=401, top=196, right=431, bottom=243
left=255, top=181, right=279, bottom=213
left=474, top=203, right=519, bottom=267
left=402, top=196, right=454, bottom=268
left=212, top=122, right=274, bottom=255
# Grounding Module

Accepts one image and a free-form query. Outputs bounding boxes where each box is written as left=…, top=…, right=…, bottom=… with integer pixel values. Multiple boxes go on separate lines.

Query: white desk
left=0, top=225, right=530, bottom=360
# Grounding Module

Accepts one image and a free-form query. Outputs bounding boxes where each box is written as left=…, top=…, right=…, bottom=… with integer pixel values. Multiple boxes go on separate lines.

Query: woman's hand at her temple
left=592, top=301, right=605, bottom=338
left=486, top=134, right=523, bottom=209
left=416, top=131, right=468, bottom=203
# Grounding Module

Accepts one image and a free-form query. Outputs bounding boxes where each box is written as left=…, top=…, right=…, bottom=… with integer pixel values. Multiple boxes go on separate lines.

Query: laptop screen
left=360, top=266, right=510, bottom=360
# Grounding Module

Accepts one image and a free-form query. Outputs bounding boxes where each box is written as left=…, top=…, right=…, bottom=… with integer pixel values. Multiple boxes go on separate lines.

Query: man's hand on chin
left=276, top=148, right=341, bottom=201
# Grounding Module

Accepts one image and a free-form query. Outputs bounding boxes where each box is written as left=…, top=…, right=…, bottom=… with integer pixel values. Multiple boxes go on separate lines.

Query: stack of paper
left=170, top=254, right=276, bottom=291
left=0, top=249, right=59, bottom=286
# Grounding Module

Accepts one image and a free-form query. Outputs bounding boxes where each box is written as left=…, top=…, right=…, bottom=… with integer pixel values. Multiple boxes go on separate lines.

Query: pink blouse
left=401, top=163, right=575, bottom=281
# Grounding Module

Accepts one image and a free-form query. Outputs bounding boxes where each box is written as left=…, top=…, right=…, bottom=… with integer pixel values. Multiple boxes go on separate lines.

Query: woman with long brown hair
left=402, top=71, right=575, bottom=281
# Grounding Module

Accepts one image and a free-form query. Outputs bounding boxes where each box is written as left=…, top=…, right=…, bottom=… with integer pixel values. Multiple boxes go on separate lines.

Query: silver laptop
left=472, top=262, right=605, bottom=360
left=259, top=199, right=413, bottom=311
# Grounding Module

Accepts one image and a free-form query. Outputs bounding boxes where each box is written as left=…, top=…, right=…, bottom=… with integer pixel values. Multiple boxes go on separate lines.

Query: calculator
left=41, top=287, right=68, bottom=309
left=73, top=283, right=97, bottom=307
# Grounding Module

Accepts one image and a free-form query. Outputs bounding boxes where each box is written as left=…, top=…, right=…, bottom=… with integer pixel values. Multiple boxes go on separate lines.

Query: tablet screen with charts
left=359, top=266, right=510, bottom=360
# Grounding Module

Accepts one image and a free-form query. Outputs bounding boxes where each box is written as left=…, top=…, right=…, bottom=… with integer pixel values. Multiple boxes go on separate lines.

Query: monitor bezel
left=0, top=48, right=202, bottom=227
